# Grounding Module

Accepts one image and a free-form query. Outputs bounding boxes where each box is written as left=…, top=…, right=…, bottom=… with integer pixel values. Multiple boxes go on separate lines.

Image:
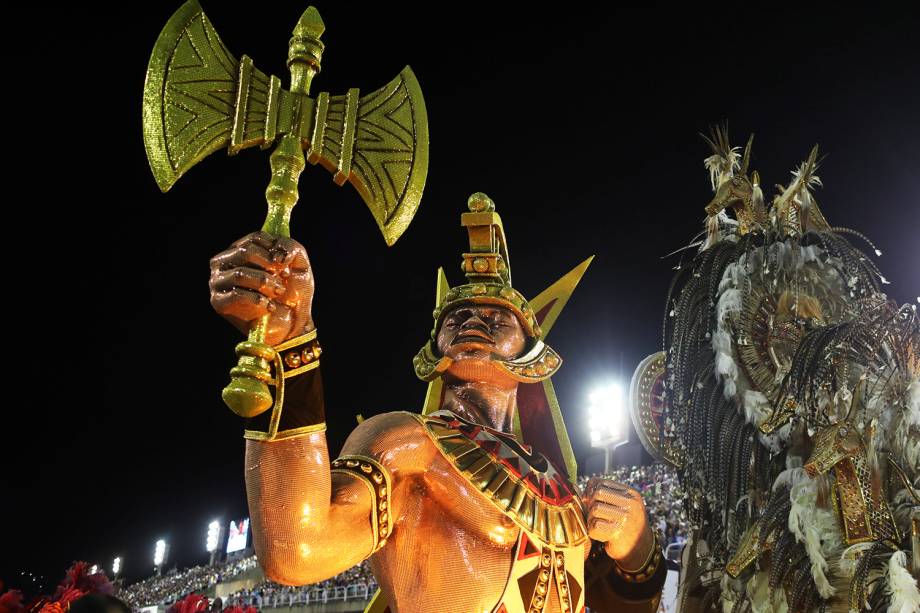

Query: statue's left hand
left=584, top=477, right=654, bottom=566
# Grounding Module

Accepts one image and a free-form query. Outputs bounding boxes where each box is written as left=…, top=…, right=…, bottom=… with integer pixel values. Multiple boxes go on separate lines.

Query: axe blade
left=310, top=67, right=429, bottom=246
left=143, top=1, right=430, bottom=248
left=143, top=0, right=239, bottom=192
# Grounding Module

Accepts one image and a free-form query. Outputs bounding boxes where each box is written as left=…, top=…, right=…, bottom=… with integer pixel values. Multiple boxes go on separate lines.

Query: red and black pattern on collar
left=431, top=411, right=576, bottom=506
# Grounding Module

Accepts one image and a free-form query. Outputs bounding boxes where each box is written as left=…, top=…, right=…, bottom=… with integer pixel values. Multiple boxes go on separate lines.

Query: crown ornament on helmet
left=413, top=192, right=562, bottom=383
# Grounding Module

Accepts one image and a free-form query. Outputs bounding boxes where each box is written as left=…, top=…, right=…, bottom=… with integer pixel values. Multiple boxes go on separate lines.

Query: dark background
left=4, top=1, right=918, bottom=591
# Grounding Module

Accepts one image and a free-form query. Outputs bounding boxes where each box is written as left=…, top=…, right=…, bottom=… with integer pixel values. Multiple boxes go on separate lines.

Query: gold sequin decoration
left=331, top=455, right=392, bottom=552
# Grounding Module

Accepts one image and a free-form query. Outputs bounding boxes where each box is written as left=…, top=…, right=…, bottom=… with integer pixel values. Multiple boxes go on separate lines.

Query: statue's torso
left=369, top=411, right=588, bottom=613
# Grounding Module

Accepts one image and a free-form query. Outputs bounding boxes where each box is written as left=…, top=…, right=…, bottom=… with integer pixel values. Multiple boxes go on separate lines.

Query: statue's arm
left=245, top=411, right=431, bottom=585
left=245, top=428, right=370, bottom=584
left=209, top=232, right=427, bottom=584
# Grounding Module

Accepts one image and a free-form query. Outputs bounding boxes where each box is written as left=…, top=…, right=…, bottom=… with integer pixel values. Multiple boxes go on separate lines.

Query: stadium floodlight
left=587, top=382, right=628, bottom=473
left=154, top=539, right=167, bottom=566
left=112, top=557, right=121, bottom=575
left=206, top=520, right=221, bottom=552
left=588, top=383, right=627, bottom=447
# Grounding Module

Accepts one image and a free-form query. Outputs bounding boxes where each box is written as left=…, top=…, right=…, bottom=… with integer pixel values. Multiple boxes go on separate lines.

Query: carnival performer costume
left=142, top=3, right=667, bottom=612
left=627, top=127, right=920, bottom=612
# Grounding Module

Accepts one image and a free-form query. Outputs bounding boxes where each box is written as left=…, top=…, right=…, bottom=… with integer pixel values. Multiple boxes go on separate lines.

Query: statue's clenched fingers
left=210, top=243, right=275, bottom=272
left=272, top=236, right=311, bottom=271
left=591, top=483, right=637, bottom=506
left=231, top=231, right=276, bottom=250
left=211, top=288, right=275, bottom=322
left=278, top=269, right=313, bottom=308
left=210, top=267, right=286, bottom=298
left=589, top=500, right=629, bottom=523
left=208, top=233, right=314, bottom=343
left=587, top=516, right=618, bottom=542
left=596, top=480, right=632, bottom=494
left=584, top=477, right=604, bottom=498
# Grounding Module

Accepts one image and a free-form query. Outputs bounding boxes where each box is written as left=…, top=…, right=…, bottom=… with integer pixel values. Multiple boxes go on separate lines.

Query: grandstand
left=119, top=557, right=376, bottom=613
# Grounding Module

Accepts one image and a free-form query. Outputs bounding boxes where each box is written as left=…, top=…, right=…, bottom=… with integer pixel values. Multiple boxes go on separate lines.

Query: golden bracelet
left=330, top=455, right=392, bottom=553
left=242, top=330, right=324, bottom=442
left=613, top=530, right=662, bottom=583
left=272, top=329, right=322, bottom=381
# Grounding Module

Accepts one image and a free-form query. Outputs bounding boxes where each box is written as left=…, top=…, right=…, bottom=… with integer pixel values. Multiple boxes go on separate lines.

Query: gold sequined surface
left=144, top=2, right=429, bottom=417
left=245, top=431, right=376, bottom=584
left=245, top=412, right=606, bottom=612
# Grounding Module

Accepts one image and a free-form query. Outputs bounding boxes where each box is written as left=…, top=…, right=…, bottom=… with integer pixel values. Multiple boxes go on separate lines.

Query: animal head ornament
left=702, top=128, right=767, bottom=235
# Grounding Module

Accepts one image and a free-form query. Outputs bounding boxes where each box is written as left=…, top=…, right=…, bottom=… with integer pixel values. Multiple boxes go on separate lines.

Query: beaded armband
left=613, top=530, right=663, bottom=583
left=330, top=455, right=392, bottom=554
left=275, top=329, right=323, bottom=378
left=244, top=330, right=326, bottom=441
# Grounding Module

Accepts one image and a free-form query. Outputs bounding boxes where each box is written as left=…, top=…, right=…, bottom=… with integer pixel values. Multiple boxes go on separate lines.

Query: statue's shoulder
left=340, top=411, right=437, bottom=474
left=355, top=410, right=429, bottom=437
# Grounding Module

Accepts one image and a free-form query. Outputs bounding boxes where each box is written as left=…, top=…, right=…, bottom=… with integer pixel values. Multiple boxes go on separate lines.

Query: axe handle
left=222, top=134, right=306, bottom=418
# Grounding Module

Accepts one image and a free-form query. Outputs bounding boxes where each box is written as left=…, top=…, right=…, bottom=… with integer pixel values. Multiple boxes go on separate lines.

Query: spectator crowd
left=120, top=557, right=258, bottom=608
left=221, top=562, right=376, bottom=609
left=119, top=557, right=376, bottom=610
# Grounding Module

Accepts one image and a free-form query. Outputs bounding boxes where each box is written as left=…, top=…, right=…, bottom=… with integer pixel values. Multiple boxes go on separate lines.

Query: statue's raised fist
left=583, top=477, right=654, bottom=565
left=209, top=231, right=314, bottom=345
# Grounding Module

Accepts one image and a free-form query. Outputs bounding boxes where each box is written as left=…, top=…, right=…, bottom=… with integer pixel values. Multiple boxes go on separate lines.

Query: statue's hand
left=584, top=477, right=654, bottom=566
left=209, top=231, right=314, bottom=345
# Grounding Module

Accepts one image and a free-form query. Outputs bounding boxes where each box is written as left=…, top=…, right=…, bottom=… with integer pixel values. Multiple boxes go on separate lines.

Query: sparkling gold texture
left=417, top=414, right=588, bottom=548
left=245, top=431, right=376, bottom=584
left=330, top=455, right=392, bottom=553
left=143, top=2, right=429, bottom=241
left=144, top=1, right=429, bottom=415
left=245, top=410, right=603, bottom=612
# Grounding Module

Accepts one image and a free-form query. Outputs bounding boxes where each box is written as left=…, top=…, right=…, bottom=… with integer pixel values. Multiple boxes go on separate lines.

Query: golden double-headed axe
left=143, top=1, right=429, bottom=416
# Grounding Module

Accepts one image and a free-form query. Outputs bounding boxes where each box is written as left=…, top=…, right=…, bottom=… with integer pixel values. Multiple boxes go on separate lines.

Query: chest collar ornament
left=419, top=410, right=588, bottom=548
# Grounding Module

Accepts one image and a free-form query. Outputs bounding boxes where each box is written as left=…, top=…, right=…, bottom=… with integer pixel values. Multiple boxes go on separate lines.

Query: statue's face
left=436, top=304, right=527, bottom=362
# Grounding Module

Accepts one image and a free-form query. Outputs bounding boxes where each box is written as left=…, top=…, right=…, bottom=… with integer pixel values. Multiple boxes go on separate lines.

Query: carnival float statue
left=628, top=126, right=920, bottom=612
left=143, top=3, right=666, bottom=611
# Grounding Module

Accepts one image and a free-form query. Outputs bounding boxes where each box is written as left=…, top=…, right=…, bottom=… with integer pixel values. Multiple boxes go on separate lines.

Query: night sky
left=5, top=1, right=918, bottom=592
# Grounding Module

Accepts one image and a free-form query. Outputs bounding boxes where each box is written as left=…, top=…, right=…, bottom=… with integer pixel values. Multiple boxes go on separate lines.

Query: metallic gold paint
left=143, top=1, right=429, bottom=416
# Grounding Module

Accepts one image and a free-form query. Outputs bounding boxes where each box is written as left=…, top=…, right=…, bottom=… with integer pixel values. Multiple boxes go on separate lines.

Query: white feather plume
left=790, top=161, right=823, bottom=191
left=720, top=573, right=737, bottom=613
left=772, top=458, right=803, bottom=491
left=746, top=572, right=777, bottom=613
left=890, top=406, right=920, bottom=474
left=758, top=423, right=791, bottom=454
left=786, top=470, right=842, bottom=598
left=704, top=154, right=725, bottom=191
left=704, top=147, right=741, bottom=191
left=743, top=390, right=773, bottom=428
left=886, top=550, right=920, bottom=613
left=907, top=375, right=920, bottom=427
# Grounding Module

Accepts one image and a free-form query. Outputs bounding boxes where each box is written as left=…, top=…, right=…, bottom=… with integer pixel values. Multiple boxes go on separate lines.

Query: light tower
left=206, top=520, right=224, bottom=566
left=153, top=539, right=168, bottom=576
left=587, top=382, right=629, bottom=473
